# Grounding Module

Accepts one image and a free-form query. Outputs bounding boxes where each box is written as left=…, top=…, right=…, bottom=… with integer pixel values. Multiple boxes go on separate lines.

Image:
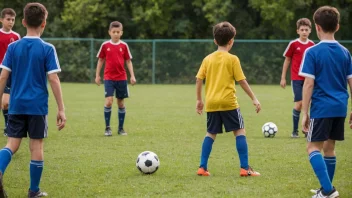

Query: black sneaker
left=291, top=131, right=299, bottom=138
left=28, top=189, right=48, bottom=198
left=0, top=172, right=7, bottom=198
left=312, top=187, right=339, bottom=198
left=118, top=128, right=127, bottom=136
left=104, top=127, right=112, bottom=136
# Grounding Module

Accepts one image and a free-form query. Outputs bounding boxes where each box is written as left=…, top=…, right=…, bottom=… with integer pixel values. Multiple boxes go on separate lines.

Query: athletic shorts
left=292, top=80, right=304, bottom=102
left=307, top=117, right=345, bottom=142
left=104, top=80, right=129, bottom=99
left=7, top=114, right=48, bottom=139
left=207, top=109, right=244, bottom=134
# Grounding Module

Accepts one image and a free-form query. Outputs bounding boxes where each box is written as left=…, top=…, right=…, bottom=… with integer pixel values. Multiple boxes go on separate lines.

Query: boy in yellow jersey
left=196, top=21, right=261, bottom=177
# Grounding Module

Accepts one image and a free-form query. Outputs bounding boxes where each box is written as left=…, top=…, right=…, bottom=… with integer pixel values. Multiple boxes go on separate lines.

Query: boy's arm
left=126, top=59, right=136, bottom=85
left=95, top=58, right=105, bottom=86
left=301, top=77, right=314, bottom=131
left=196, top=78, right=204, bottom=115
left=238, top=79, right=261, bottom=113
left=0, top=70, right=10, bottom=108
left=348, top=78, right=352, bottom=129
left=48, top=73, right=66, bottom=131
left=280, top=57, right=291, bottom=89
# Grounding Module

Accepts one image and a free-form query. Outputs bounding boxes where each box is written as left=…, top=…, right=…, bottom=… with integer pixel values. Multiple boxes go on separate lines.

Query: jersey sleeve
left=196, top=59, right=207, bottom=79
left=46, top=45, right=61, bottom=74
left=299, top=49, right=315, bottom=79
left=0, top=45, right=13, bottom=72
left=124, top=44, right=132, bottom=60
left=233, top=57, right=246, bottom=81
left=347, top=53, right=352, bottom=79
left=97, top=43, right=106, bottom=59
left=283, top=41, right=294, bottom=58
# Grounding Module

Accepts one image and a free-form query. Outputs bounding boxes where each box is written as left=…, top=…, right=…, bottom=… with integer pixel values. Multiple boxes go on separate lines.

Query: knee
left=117, top=100, right=125, bottom=108
left=294, top=102, right=302, bottom=110
left=105, top=99, right=113, bottom=107
left=323, top=144, right=335, bottom=156
left=5, top=144, right=20, bottom=154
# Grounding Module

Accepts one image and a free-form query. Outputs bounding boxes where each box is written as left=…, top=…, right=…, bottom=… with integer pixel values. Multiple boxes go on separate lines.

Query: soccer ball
left=262, top=122, right=278, bottom=138
left=136, top=151, right=160, bottom=174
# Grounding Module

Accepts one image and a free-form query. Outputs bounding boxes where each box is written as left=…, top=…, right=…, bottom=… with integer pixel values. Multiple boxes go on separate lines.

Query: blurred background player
left=0, top=8, right=20, bottom=136
left=196, top=21, right=261, bottom=177
left=95, top=21, right=136, bottom=136
left=280, top=18, right=314, bottom=138
left=300, top=6, right=352, bottom=198
left=0, top=2, right=66, bottom=197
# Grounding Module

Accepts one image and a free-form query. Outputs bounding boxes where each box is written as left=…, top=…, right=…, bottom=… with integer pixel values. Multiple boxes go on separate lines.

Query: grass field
left=1, top=83, right=351, bottom=198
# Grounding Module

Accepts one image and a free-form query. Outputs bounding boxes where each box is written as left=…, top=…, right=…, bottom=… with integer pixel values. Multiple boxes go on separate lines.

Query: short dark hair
left=213, top=22, right=236, bottom=46
left=296, top=18, right=311, bottom=29
left=1, top=8, right=16, bottom=19
left=109, top=21, right=123, bottom=30
left=313, top=6, right=340, bottom=33
left=23, top=3, right=47, bottom=28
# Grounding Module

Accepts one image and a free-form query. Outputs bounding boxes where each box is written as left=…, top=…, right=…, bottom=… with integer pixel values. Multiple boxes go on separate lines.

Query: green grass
left=1, top=83, right=352, bottom=198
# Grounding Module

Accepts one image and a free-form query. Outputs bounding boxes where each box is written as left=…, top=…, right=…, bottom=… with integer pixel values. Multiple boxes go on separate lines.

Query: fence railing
left=42, top=38, right=352, bottom=84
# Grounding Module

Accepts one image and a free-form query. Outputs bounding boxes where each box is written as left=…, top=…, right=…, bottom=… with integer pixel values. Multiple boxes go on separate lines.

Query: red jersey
left=283, top=39, right=314, bottom=80
left=0, top=29, right=20, bottom=63
left=97, top=40, right=132, bottom=81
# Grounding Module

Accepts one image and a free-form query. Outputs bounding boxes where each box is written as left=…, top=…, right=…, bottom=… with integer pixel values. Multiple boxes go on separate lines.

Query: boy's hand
left=130, top=76, right=137, bottom=85
left=253, top=99, right=261, bottom=113
left=280, top=79, right=286, bottom=89
left=196, top=100, right=204, bottom=115
left=95, top=76, right=101, bottom=86
left=302, top=113, right=310, bottom=132
left=57, top=110, right=66, bottom=131
left=349, top=112, right=352, bottom=129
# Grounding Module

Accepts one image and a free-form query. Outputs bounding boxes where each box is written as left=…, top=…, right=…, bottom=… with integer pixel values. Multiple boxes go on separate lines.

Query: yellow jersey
left=196, top=51, right=246, bottom=112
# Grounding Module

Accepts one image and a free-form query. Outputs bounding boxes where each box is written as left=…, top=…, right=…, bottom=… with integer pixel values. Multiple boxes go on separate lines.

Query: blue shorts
left=4, top=86, right=10, bottom=94
left=207, top=109, right=244, bottom=134
left=307, top=117, right=345, bottom=142
left=292, top=80, right=304, bottom=102
left=104, top=80, right=129, bottom=99
left=7, top=115, right=48, bottom=139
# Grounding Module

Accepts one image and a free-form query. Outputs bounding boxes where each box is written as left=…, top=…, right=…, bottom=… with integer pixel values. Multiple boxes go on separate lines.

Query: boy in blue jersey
left=300, top=6, right=352, bottom=198
left=0, top=3, right=66, bottom=198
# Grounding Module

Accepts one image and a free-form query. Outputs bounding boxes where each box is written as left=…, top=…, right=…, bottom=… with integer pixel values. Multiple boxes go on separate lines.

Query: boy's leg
left=28, top=115, right=48, bottom=197
left=115, top=80, right=128, bottom=135
left=291, top=80, right=304, bottom=138
left=104, top=80, right=114, bottom=136
left=323, top=140, right=336, bottom=183
left=1, top=91, right=10, bottom=136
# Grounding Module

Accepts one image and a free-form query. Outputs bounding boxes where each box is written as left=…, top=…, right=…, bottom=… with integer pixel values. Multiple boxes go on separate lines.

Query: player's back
left=200, top=51, right=245, bottom=111
left=4, top=36, right=60, bottom=115
left=300, top=41, right=352, bottom=118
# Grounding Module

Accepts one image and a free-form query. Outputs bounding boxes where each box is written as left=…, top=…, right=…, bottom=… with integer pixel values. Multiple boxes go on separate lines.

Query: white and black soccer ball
left=136, top=151, right=160, bottom=174
left=262, top=122, right=278, bottom=138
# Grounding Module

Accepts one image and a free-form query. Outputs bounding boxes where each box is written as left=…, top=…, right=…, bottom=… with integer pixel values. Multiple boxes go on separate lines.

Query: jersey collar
left=23, top=36, right=41, bottom=39
left=296, top=38, right=311, bottom=44
left=109, top=40, right=121, bottom=45
left=319, top=40, right=338, bottom=43
left=0, top=29, right=13, bottom=34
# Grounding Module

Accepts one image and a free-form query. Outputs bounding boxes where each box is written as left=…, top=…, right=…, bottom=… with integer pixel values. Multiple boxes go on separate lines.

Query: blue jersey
left=299, top=40, right=352, bottom=118
left=0, top=36, right=61, bottom=115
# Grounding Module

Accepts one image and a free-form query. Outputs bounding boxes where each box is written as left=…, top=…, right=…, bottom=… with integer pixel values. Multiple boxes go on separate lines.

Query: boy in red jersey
left=95, top=21, right=136, bottom=136
left=0, top=8, right=20, bottom=136
left=280, top=18, right=314, bottom=138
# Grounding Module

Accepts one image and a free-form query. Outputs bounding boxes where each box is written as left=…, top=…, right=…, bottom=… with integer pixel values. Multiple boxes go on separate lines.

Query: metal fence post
left=152, top=40, right=156, bottom=84
left=90, top=38, right=94, bottom=83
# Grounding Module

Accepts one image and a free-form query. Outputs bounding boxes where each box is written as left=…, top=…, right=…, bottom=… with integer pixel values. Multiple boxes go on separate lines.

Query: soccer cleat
left=303, top=131, right=308, bottom=138
left=291, top=131, right=299, bottom=138
left=310, top=187, right=322, bottom=194
left=312, top=187, right=339, bottom=198
left=104, top=127, right=112, bottom=136
left=197, top=167, right=210, bottom=176
left=118, top=128, right=127, bottom=136
left=28, top=189, right=48, bottom=198
left=0, top=172, right=7, bottom=198
left=240, top=166, right=260, bottom=177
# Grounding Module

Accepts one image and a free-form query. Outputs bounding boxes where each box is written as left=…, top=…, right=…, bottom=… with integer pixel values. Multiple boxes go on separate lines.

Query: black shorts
left=207, top=109, right=244, bottom=134
left=4, top=86, right=10, bottom=94
left=7, top=115, right=48, bottom=139
left=104, top=80, right=129, bottom=99
left=292, top=80, right=303, bottom=102
left=307, top=117, right=345, bottom=142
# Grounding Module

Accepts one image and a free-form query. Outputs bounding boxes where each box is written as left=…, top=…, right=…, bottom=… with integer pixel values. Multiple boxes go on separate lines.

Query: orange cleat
left=240, top=166, right=260, bottom=177
left=197, top=167, right=211, bottom=176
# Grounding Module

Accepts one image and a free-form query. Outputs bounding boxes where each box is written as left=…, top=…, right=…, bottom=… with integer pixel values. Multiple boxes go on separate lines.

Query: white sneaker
left=310, top=188, right=321, bottom=194
left=312, top=188, right=339, bottom=198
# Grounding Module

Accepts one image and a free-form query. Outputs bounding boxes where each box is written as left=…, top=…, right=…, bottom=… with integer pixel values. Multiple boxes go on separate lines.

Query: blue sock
left=199, top=136, right=214, bottom=170
left=236, top=135, right=249, bottom=170
left=324, top=156, right=336, bottom=183
left=2, top=109, right=8, bottom=128
left=30, top=160, right=44, bottom=193
left=293, top=109, right=300, bottom=132
left=309, top=151, right=333, bottom=194
left=118, top=107, right=126, bottom=130
left=0, top=148, right=13, bottom=174
left=104, top=106, right=111, bottom=128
